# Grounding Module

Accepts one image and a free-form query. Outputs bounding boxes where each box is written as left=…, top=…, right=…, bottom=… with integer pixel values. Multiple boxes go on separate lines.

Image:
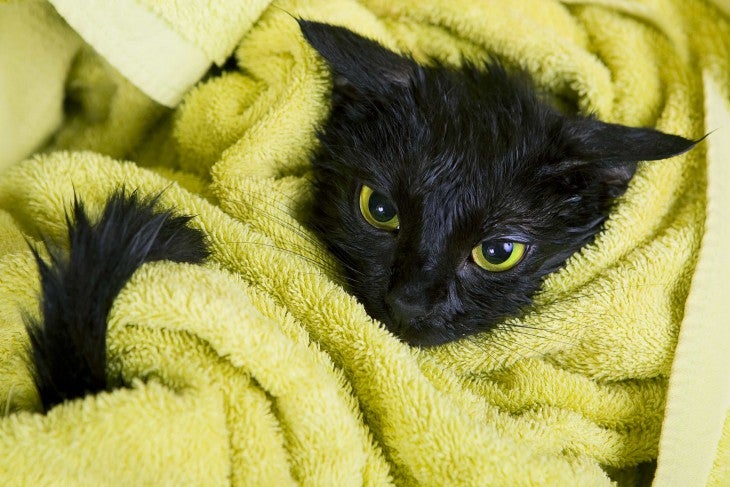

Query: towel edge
left=48, top=0, right=211, bottom=107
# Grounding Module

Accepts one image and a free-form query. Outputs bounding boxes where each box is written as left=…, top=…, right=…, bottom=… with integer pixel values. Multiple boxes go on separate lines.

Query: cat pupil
left=484, top=241, right=514, bottom=264
left=369, top=192, right=396, bottom=222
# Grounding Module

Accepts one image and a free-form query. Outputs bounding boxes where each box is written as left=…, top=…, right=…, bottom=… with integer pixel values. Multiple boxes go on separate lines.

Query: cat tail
left=25, top=190, right=210, bottom=412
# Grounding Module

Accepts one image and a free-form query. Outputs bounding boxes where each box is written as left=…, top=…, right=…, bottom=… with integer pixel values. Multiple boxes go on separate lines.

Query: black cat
left=302, top=21, right=696, bottom=346
left=24, top=20, right=695, bottom=411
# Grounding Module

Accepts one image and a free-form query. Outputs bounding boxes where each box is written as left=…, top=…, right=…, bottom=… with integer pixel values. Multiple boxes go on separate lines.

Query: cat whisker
left=308, top=238, right=373, bottom=280
left=221, top=200, right=347, bottom=275
left=226, top=240, right=344, bottom=278
left=504, top=323, right=579, bottom=343
left=221, top=190, right=378, bottom=285
left=513, top=313, right=608, bottom=336
left=237, top=184, right=310, bottom=216
left=499, top=326, right=577, bottom=347
left=493, top=334, right=550, bottom=359
left=226, top=194, right=322, bottom=248
left=472, top=335, right=534, bottom=364
left=536, top=281, right=673, bottom=308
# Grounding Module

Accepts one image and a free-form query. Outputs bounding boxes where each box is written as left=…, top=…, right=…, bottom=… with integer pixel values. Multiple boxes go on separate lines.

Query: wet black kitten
left=301, top=21, right=696, bottom=346
left=25, top=21, right=695, bottom=411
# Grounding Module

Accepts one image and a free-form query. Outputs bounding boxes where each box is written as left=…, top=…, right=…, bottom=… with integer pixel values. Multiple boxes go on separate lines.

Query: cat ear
left=564, top=117, right=697, bottom=164
left=555, top=117, right=698, bottom=193
left=298, top=20, right=417, bottom=97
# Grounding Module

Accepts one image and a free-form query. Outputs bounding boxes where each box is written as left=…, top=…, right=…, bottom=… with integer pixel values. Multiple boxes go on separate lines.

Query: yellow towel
left=0, top=0, right=81, bottom=171
left=0, top=0, right=729, bottom=484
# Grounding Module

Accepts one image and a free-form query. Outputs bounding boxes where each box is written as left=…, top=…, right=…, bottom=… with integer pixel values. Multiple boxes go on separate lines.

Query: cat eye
left=359, top=185, right=399, bottom=231
left=471, top=240, right=526, bottom=272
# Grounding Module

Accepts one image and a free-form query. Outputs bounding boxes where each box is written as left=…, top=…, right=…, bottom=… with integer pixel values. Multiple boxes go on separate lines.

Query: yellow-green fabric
left=0, top=0, right=81, bottom=171
left=653, top=73, right=730, bottom=487
left=0, top=0, right=728, bottom=485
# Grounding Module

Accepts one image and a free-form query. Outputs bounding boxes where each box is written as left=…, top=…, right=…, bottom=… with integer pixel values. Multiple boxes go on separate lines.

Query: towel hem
left=48, top=0, right=211, bottom=107
left=654, top=72, right=730, bottom=486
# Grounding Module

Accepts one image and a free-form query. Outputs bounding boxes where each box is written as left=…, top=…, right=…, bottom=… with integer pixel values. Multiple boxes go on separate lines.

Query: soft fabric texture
left=0, top=0, right=81, bottom=171
left=653, top=73, right=730, bottom=487
left=0, top=0, right=728, bottom=485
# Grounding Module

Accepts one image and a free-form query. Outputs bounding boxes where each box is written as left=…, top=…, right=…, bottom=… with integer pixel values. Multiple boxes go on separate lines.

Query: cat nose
left=385, top=290, right=430, bottom=328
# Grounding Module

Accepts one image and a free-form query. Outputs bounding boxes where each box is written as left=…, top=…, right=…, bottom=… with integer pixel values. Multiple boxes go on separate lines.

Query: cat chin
left=363, top=299, right=479, bottom=347
left=391, top=327, right=451, bottom=347
left=382, top=316, right=483, bottom=347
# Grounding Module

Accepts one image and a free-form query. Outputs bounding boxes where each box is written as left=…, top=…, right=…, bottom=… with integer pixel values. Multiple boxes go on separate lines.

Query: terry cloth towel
left=1, top=0, right=729, bottom=485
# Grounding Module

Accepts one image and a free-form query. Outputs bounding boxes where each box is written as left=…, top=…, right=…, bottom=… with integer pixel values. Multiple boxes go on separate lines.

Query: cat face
left=301, top=21, right=695, bottom=346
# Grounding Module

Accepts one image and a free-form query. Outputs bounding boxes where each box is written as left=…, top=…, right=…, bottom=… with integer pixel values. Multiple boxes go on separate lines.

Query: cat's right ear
left=298, top=20, right=417, bottom=98
left=550, top=117, right=699, bottom=198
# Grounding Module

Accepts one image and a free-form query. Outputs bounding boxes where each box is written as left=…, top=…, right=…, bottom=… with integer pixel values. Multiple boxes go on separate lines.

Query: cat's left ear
left=298, top=20, right=417, bottom=98
left=564, top=117, right=697, bottom=164
left=556, top=117, right=698, bottom=193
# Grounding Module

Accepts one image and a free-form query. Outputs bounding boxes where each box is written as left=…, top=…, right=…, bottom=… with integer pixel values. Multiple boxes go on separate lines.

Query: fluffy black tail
left=26, top=191, right=209, bottom=412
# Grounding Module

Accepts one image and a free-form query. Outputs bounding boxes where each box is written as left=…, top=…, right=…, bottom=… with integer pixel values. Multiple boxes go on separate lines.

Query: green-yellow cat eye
left=471, top=240, right=526, bottom=272
left=359, top=185, right=399, bottom=231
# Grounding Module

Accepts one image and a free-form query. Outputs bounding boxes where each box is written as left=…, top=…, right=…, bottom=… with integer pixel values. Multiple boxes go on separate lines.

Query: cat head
left=300, top=20, right=696, bottom=346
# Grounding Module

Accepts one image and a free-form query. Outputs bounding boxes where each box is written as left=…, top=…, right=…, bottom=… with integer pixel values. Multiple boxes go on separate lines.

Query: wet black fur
left=26, top=191, right=209, bottom=412
left=24, top=21, right=696, bottom=410
left=301, top=20, right=697, bottom=346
